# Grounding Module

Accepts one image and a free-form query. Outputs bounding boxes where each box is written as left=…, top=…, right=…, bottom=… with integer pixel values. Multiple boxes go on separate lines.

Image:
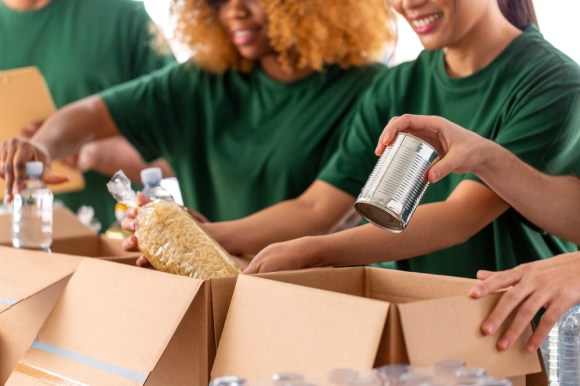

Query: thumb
left=427, top=151, right=462, bottom=183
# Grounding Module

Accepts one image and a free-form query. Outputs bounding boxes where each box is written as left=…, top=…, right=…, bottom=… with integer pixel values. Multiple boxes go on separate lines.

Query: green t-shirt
left=0, top=0, right=175, bottom=228
left=101, top=62, right=387, bottom=221
left=319, top=25, right=580, bottom=278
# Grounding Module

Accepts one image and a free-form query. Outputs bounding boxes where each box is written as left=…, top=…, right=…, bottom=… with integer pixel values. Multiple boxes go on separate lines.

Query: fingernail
left=431, top=170, right=440, bottom=182
left=482, top=322, right=495, bottom=334
left=498, top=337, right=511, bottom=350
left=526, top=343, right=537, bottom=352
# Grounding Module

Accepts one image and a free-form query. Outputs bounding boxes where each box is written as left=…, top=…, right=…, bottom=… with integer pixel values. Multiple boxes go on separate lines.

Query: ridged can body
left=354, top=133, right=439, bottom=232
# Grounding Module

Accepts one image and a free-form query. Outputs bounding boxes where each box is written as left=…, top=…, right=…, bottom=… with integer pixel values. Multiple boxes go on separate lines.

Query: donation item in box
left=6, top=259, right=211, bottom=386
left=0, top=206, right=138, bottom=261
left=0, top=247, right=81, bottom=384
left=210, top=268, right=544, bottom=385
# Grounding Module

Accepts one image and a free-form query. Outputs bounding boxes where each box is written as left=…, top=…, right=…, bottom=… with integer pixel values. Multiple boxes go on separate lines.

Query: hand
left=375, top=114, right=491, bottom=183
left=469, top=252, right=580, bottom=352
left=243, top=237, right=322, bottom=274
left=20, top=120, right=43, bottom=138
left=121, top=192, right=210, bottom=267
left=0, top=137, right=67, bottom=202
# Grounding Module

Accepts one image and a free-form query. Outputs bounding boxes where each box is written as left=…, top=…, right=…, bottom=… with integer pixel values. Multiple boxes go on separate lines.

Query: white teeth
left=234, top=30, right=251, bottom=37
left=412, top=13, right=440, bottom=28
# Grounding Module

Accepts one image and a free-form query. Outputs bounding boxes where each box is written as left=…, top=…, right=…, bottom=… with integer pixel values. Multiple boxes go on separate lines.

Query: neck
left=259, top=55, right=315, bottom=83
left=2, top=0, right=52, bottom=11
left=443, top=5, right=522, bottom=78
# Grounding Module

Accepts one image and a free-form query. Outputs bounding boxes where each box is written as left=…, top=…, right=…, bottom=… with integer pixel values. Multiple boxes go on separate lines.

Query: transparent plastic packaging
left=140, top=167, right=174, bottom=202
left=136, top=200, right=241, bottom=278
left=107, top=170, right=241, bottom=279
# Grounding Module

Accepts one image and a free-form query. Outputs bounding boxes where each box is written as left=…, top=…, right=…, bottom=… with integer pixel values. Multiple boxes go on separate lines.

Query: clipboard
left=0, top=66, right=85, bottom=199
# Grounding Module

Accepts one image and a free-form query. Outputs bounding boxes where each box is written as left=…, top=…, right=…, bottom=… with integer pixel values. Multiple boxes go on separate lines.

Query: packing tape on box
left=17, top=340, right=149, bottom=384
left=0, top=297, right=18, bottom=305
left=14, top=363, right=89, bottom=386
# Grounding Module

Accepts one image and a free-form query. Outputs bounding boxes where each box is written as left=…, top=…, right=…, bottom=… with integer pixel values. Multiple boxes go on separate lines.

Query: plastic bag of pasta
left=107, top=170, right=241, bottom=279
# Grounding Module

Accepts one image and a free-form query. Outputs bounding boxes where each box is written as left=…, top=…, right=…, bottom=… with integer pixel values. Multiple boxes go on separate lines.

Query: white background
left=140, top=0, right=579, bottom=66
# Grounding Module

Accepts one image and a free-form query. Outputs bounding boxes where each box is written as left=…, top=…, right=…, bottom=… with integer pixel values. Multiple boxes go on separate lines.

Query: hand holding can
left=355, top=133, right=439, bottom=232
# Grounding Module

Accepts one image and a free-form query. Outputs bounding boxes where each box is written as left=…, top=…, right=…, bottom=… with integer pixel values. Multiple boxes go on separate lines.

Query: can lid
left=25, top=161, right=43, bottom=177
left=140, top=167, right=162, bottom=185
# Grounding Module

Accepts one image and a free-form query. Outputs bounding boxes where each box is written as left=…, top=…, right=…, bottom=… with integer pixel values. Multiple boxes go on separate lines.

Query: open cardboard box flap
left=211, top=267, right=543, bottom=384
left=211, top=274, right=390, bottom=381
left=7, top=259, right=207, bottom=385
left=0, top=66, right=84, bottom=199
left=0, top=206, right=138, bottom=259
left=0, top=247, right=82, bottom=384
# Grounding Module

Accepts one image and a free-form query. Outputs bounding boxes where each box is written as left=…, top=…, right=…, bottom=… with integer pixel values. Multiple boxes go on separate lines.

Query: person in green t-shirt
left=236, top=0, right=579, bottom=273
left=0, top=0, right=175, bottom=229
left=0, top=1, right=395, bottom=230
left=378, top=114, right=580, bottom=353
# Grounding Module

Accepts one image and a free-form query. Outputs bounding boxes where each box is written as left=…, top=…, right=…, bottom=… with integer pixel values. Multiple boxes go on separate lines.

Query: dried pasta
left=136, top=201, right=241, bottom=279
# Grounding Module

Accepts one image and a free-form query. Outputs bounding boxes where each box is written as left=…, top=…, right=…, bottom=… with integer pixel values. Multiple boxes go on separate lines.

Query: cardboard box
left=6, top=258, right=211, bottom=386
left=0, top=206, right=138, bottom=260
left=211, top=268, right=545, bottom=385
left=0, top=247, right=81, bottom=384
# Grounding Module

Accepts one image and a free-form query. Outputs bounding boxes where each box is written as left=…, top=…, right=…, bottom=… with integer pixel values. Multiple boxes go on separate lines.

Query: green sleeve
left=318, top=77, right=391, bottom=197
left=100, top=63, right=199, bottom=163
left=465, top=63, right=580, bottom=184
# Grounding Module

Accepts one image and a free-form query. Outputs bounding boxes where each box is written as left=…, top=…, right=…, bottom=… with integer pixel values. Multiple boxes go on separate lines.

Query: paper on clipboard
left=0, top=66, right=85, bottom=199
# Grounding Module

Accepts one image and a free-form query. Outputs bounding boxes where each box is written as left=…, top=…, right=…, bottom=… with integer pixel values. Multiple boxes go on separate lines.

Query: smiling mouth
left=232, top=29, right=258, bottom=46
left=411, top=12, right=442, bottom=28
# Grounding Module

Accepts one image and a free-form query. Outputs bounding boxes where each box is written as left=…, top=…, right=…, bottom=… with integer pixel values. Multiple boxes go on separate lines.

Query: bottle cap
left=25, top=161, right=43, bottom=177
left=140, top=167, right=162, bottom=185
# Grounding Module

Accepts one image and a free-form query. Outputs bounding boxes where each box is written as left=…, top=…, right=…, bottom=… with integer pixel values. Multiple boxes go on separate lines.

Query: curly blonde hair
left=171, top=0, right=396, bottom=73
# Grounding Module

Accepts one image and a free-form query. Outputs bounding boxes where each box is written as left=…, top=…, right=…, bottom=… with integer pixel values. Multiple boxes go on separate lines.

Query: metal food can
left=354, top=133, right=439, bottom=232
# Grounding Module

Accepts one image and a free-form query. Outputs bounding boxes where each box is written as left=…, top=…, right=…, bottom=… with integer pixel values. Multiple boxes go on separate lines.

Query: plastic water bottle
left=11, top=161, right=53, bottom=251
left=541, top=324, right=559, bottom=385
left=558, top=304, right=580, bottom=386
left=140, top=167, right=174, bottom=202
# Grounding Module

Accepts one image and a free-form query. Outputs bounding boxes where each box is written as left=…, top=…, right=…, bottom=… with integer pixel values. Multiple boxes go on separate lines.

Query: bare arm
left=205, top=180, right=356, bottom=256
left=245, top=179, right=509, bottom=273
left=0, top=95, right=119, bottom=199
left=378, top=114, right=580, bottom=243
left=474, top=148, right=580, bottom=244
left=76, top=136, right=174, bottom=183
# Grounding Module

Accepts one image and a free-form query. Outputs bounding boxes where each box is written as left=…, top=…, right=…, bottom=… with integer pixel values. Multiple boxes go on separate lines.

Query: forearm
left=209, top=181, right=355, bottom=255
left=476, top=142, right=580, bottom=243
left=33, top=96, right=120, bottom=161
left=311, top=181, right=509, bottom=267
left=79, top=136, right=174, bottom=182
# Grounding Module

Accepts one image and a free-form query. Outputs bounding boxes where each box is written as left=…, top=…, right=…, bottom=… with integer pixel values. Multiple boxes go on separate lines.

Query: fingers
left=185, top=207, right=208, bottom=223
left=376, top=116, right=400, bottom=155
left=471, top=269, right=522, bottom=298
left=376, top=115, right=449, bottom=157
left=526, top=307, right=560, bottom=352
left=121, top=217, right=137, bottom=232
left=122, top=234, right=139, bottom=251
left=427, top=150, right=463, bottom=183
left=136, top=255, right=152, bottom=267
left=243, top=259, right=259, bottom=274
left=0, top=138, right=52, bottom=201
left=493, top=292, right=546, bottom=351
